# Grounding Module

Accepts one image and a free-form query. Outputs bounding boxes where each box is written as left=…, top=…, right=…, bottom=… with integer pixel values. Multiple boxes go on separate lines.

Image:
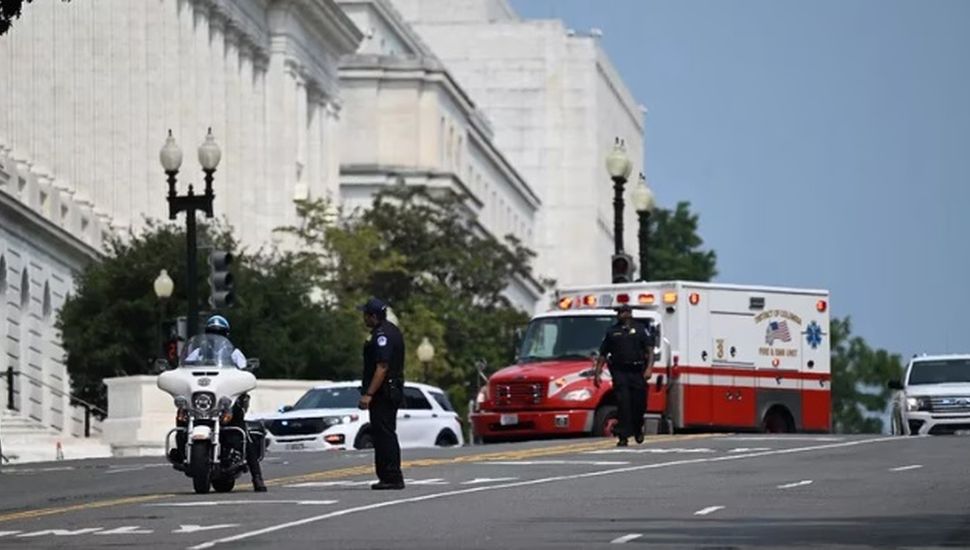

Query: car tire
left=354, top=430, right=374, bottom=450
left=435, top=430, right=459, bottom=447
left=592, top=405, right=619, bottom=437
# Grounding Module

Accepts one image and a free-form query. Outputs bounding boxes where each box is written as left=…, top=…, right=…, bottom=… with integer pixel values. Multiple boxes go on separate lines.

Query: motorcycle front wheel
left=190, top=441, right=212, bottom=494
left=211, top=476, right=235, bottom=493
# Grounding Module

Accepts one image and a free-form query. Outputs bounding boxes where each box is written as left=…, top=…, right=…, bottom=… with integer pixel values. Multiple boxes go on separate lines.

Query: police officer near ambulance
left=593, top=304, right=655, bottom=446
left=357, top=298, right=406, bottom=490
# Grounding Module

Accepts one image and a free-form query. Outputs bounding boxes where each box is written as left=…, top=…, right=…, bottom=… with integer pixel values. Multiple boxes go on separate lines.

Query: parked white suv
left=889, top=354, right=970, bottom=435
left=254, top=381, right=464, bottom=451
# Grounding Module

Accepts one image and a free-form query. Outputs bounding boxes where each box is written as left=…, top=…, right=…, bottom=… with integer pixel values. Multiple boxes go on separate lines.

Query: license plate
left=285, top=443, right=306, bottom=450
left=500, top=414, right=518, bottom=426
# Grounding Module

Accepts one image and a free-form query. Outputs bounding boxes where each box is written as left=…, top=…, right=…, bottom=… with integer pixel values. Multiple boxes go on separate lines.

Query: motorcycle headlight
left=563, top=388, right=592, bottom=401
left=193, top=392, right=216, bottom=412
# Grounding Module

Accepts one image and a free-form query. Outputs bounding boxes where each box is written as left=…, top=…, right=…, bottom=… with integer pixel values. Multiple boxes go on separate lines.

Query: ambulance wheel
left=593, top=405, right=619, bottom=437
left=762, top=406, right=795, bottom=433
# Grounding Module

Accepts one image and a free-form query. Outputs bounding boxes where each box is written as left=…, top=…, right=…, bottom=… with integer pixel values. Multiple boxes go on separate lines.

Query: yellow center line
left=0, top=434, right=720, bottom=522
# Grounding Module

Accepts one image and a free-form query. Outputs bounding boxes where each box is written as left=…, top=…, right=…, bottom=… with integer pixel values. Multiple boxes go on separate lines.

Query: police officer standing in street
left=357, top=298, right=406, bottom=490
left=593, top=304, right=655, bottom=446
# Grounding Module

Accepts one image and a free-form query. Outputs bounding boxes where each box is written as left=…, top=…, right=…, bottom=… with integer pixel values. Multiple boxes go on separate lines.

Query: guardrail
left=4, top=366, right=106, bottom=438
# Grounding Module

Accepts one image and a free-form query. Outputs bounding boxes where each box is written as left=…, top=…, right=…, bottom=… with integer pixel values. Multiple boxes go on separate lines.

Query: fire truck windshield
left=517, top=315, right=615, bottom=363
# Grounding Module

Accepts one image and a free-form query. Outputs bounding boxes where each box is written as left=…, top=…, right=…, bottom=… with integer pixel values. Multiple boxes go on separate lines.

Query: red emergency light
left=689, top=293, right=701, bottom=305
left=638, top=293, right=655, bottom=305
left=616, top=293, right=630, bottom=304
left=816, top=300, right=828, bottom=313
left=558, top=297, right=573, bottom=310
left=583, top=295, right=597, bottom=307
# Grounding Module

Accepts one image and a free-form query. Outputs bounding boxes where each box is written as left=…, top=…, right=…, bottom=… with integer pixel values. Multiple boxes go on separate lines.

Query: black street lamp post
left=631, top=173, right=656, bottom=282
left=159, top=128, right=222, bottom=338
left=605, top=138, right=633, bottom=255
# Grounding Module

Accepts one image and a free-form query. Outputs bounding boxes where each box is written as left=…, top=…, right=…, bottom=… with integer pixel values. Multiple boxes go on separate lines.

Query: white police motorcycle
left=157, top=333, right=263, bottom=494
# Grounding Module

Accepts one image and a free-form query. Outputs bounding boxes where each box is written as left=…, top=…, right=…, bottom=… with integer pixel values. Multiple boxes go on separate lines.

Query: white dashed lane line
left=476, top=460, right=629, bottom=466
left=147, top=500, right=338, bottom=507
left=890, top=464, right=923, bottom=472
left=693, top=506, right=725, bottom=516
left=777, top=480, right=813, bottom=489
left=610, top=533, right=643, bottom=544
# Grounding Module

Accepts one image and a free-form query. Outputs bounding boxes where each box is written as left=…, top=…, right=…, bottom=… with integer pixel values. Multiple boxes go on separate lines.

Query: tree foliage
left=279, top=185, right=542, bottom=412
left=57, top=221, right=357, bottom=409
left=830, top=317, right=904, bottom=433
left=646, top=201, right=717, bottom=282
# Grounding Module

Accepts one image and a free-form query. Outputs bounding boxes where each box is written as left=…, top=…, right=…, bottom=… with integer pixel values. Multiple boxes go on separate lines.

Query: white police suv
left=256, top=381, right=464, bottom=451
left=890, top=354, right=970, bottom=435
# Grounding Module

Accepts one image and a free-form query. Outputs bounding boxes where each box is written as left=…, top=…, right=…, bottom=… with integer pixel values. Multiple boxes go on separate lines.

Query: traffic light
left=209, top=250, right=235, bottom=309
left=611, top=253, right=635, bottom=284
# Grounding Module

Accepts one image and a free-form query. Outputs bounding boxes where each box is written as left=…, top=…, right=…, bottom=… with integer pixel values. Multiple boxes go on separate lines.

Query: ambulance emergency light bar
left=557, top=291, right=694, bottom=310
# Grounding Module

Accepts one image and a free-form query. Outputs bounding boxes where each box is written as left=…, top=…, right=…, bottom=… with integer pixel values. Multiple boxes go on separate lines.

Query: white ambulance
left=471, top=281, right=831, bottom=440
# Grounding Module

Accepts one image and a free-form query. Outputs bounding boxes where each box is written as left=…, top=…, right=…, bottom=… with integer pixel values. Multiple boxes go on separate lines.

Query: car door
left=397, top=386, right=437, bottom=447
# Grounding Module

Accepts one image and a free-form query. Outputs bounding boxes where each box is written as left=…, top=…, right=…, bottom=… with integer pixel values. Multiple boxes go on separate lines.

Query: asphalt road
left=0, top=434, right=968, bottom=549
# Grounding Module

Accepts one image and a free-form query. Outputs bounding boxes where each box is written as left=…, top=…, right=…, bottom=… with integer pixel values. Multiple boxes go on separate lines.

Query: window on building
left=0, top=255, right=6, bottom=295
left=60, top=205, right=69, bottom=224
left=42, top=281, right=51, bottom=320
left=20, top=268, right=29, bottom=309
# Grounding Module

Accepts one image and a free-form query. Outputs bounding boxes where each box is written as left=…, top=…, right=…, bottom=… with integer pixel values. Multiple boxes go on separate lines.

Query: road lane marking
left=0, top=531, right=22, bottom=537
left=189, top=436, right=900, bottom=550
left=284, top=481, right=373, bottom=488
left=611, top=533, right=642, bottom=544
left=890, top=464, right=923, bottom=472
left=18, top=528, right=103, bottom=537
left=0, top=434, right=719, bottom=525
left=777, top=480, right=813, bottom=489
left=728, top=447, right=771, bottom=453
left=694, top=506, right=724, bottom=516
left=96, top=526, right=154, bottom=535
left=725, top=436, right=842, bottom=442
left=585, top=448, right=715, bottom=455
left=174, top=525, right=241, bottom=534
left=407, top=478, right=449, bottom=485
left=105, top=464, right=168, bottom=475
left=479, top=460, right=629, bottom=466
left=148, top=500, right=338, bottom=507
left=0, top=494, right=173, bottom=523
left=461, top=477, right=519, bottom=485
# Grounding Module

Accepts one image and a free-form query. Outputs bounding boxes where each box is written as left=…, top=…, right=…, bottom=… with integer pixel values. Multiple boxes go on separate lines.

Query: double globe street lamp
left=630, top=173, right=656, bottom=282
left=159, top=128, right=222, bottom=338
left=606, top=138, right=634, bottom=282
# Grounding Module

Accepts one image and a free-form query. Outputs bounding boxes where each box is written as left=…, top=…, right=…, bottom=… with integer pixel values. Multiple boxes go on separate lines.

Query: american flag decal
left=765, top=320, right=792, bottom=345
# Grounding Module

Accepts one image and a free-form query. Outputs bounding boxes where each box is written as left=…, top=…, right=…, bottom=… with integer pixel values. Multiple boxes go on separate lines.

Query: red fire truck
left=471, top=281, right=831, bottom=440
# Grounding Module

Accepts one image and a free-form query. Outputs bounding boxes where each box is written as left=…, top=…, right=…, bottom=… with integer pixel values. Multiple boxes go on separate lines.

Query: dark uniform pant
left=610, top=368, right=647, bottom=439
left=369, top=394, right=403, bottom=484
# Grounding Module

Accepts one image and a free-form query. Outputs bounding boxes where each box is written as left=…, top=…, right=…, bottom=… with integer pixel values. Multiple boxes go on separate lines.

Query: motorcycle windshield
left=180, top=334, right=238, bottom=368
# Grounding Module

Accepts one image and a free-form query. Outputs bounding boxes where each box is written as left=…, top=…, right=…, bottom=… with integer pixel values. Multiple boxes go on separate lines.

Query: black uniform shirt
left=599, top=321, right=654, bottom=370
left=363, top=319, right=406, bottom=388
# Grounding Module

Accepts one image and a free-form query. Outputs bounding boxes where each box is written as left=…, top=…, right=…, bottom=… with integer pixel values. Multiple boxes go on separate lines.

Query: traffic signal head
left=209, top=250, right=235, bottom=309
left=611, top=253, right=635, bottom=284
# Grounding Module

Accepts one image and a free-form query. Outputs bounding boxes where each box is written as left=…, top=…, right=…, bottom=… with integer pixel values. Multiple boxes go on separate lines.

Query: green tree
left=57, top=221, right=357, bottom=409
left=280, top=185, right=544, bottom=413
left=646, top=201, right=717, bottom=281
left=830, top=317, right=904, bottom=433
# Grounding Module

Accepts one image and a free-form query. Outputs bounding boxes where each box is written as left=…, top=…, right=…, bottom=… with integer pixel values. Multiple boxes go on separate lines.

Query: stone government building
left=0, top=0, right=643, bottom=457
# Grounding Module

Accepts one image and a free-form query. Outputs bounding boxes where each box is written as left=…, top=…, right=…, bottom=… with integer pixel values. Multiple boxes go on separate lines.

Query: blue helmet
left=205, top=315, right=230, bottom=336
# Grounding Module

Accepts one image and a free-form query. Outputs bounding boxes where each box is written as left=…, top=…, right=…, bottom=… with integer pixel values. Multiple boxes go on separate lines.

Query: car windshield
left=180, top=334, right=237, bottom=368
left=292, top=387, right=361, bottom=410
left=518, top=315, right=616, bottom=363
left=908, top=359, right=970, bottom=385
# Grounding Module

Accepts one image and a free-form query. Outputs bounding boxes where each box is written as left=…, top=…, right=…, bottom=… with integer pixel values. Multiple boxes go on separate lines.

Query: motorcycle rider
left=170, top=315, right=267, bottom=492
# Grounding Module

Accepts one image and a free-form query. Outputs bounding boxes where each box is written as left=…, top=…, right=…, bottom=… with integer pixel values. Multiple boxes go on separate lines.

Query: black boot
left=252, top=475, right=267, bottom=493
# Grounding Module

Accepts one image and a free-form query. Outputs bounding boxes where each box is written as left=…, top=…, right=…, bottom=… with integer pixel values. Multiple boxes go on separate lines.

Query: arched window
left=20, top=268, right=29, bottom=309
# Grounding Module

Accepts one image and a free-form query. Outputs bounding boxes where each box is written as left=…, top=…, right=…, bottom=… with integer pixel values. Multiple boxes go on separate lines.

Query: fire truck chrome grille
left=494, top=382, right=546, bottom=407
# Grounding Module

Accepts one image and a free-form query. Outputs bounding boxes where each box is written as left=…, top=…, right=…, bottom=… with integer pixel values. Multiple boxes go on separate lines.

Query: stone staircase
left=1, top=409, right=112, bottom=464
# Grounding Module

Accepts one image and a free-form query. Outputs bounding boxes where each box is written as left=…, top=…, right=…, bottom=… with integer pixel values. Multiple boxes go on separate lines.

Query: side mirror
left=245, top=358, right=260, bottom=372
left=888, top=379, right=904, bottom=391
left=279, top=405, right=294, bottom=413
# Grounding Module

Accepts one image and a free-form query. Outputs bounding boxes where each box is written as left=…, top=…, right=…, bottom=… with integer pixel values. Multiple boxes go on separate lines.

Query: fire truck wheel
left=761, top=406, right=795, bottom=433
left=593, top=405, right=619, bottom=437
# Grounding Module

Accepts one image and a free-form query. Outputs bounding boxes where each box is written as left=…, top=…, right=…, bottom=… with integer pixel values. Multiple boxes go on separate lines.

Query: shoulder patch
left=377, top=335, right=388, bottom=347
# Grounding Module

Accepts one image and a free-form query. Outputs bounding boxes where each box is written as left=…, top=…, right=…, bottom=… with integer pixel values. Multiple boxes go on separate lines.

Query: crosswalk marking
left=694, top=506, right=724, bottom=516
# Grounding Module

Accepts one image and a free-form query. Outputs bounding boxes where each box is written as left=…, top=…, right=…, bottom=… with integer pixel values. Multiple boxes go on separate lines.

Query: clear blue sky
left=512, top=0, right=970, bottom=360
